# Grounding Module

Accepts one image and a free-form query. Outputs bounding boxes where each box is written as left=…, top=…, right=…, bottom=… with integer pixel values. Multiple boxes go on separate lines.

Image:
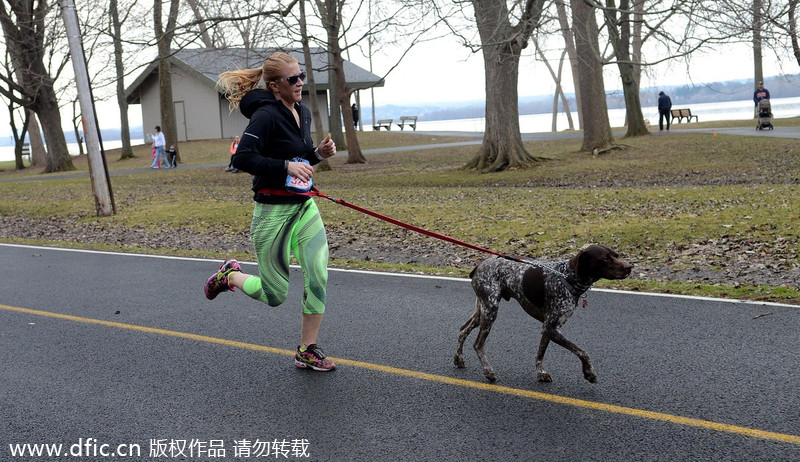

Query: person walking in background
left=658, top=91, right=672, bottom=132
left=753, top=81, right=770, bottom=117
left=209, top=51, right=338, bottom=372
left=351, top=103, right=359, bottom=129
left=148, top=126, right=169, bottom=169
left=226, top=135, right=240, bottom=173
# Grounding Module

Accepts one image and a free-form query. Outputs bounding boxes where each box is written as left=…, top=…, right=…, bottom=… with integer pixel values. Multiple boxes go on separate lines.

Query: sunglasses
left=276, top=71, right=306, bottom=86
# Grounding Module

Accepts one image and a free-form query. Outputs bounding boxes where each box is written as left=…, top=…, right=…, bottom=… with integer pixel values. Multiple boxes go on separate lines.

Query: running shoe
left=204, top=259, right=242, bottom=300
left=294, top=344, right=337, bottom=371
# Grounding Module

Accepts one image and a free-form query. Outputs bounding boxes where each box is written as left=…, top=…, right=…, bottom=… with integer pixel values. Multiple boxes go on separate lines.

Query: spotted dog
left=454, top=244, right=632, bottom=383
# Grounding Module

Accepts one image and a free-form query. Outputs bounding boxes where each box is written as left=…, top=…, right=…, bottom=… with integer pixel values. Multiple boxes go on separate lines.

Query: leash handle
left=256, top=187, right=521, bottom=261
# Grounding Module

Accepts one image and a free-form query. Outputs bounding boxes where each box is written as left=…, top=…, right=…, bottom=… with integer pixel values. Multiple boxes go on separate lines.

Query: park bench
left=373, top=119, right=393, bottom=131
left=397, top=115, right=418, bottom=131
left=670, top=108, right=699, bottom=123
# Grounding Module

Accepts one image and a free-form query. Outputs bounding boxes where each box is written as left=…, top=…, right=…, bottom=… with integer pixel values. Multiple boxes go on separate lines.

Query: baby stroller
left=757, top=99, right=773, bottom=130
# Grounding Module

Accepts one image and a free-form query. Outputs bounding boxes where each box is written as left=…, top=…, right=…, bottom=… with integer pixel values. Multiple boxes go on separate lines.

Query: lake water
left=3, top=96, right=799, bottom=162
left=413, top=96, right=800, bottom=133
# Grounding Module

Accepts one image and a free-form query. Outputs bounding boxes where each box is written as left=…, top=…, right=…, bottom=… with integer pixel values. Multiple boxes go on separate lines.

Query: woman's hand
left=287, top=160, right=314, bottom=183
left=317, top=134, right=336, bottom=158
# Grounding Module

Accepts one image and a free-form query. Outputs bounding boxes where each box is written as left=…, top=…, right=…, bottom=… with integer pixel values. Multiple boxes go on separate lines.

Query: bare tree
left=69, top=99, right=84, bottom=156
left=298, top=0, right=330, bottom=170
left=752, top=0, right=764, bottom=83
left=0, top=0, right=74, bottom=172
left=533, top=38, right=575, bottom=131
left=108, top=0, right=136, bottom=160
left=185, top=0, right=213, bottom=47
left=760, top=1, right=800, bottom=71
left=695, top=0, right=782, bottom=88
left=1, top=51, right=30, bottom=169
left=580, top=0, right=722, bottom=141
left=153, top=0, right=181, bottom=159
left=6, top=102, right=30, bottom=169
left=790, top=0, right=800, bottom=67
left=314, top=0, right=366, bottom=163
left=571, top=0, right=614, bottom=152
left=554, top=0, right=583, bottom=129
left=189, top=0, right=288, bottom=48
left=461, top=0, right=549, bottom=172
left=285, top=0, right=441, bottom=164
left=601, top=0, right=648, bottom=137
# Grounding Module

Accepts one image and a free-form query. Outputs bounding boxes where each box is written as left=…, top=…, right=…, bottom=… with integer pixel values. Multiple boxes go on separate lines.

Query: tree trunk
left=753, top=0, right=763, bottom=85
left=110, top=0, right=134, bottom=160
left=317, top=0, right=365, bottom=163
left=8, top=105, right=29, bottom=170
left=73, top=121, right=85, bottom=157
left=535, top=41, right=574, bottom=132
left=618, top=63, right=647, bottom=136
left=337, top=84, right=362, bottom=164
left=14, top=142, right=26, bottom=170
left=465, top=0, right=548, bottom=172
left=632, top=0, right=644, bottom=89
left=571, top=0, right=614, bottom=152
left=300, top=0, right=325, bottom=139
left=26, top=110, right=46, bottom=167
left=154, top=0, right=180, bottom=160
left=299, top=0, right=330, bottom=171
left=556, top=0, right=582, bottom=129
left=331, top=33, right=362, bottom=164
left=604, top=0, right=648, bottom=137
left=790, top=0, right=800, bottom=67
left=37, top=94, right=74, bottom=172
left=320, top=1, right=342, bottom=146
left=556, top=52, right=575, bottom=130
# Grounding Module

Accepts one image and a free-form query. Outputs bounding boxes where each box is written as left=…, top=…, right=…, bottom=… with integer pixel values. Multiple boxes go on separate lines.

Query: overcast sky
left=364, top=37, right=789, bottom=107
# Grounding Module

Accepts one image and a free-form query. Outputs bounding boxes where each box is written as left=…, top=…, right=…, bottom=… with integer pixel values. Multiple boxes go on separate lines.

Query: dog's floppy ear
left=570, top=245, right=599, bottom=280
left=568, top=248, right=586, bottom=276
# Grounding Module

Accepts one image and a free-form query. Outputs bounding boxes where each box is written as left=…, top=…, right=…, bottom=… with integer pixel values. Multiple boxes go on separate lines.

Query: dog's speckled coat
left=454, top=244, right=632, bottom=383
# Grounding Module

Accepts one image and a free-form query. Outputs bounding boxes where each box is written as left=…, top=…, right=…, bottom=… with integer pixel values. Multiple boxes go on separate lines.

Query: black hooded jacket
left=657, top=92, right=672, bottom=113
left=232, top=89, right=321, bottom=204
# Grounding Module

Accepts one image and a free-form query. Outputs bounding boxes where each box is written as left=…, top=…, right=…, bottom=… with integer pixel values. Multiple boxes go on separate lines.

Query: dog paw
left=584, top=371, right=598, bottom=383
left=453, top=355, right=465, bottom=368
left=537, top=371, right=552, bottom=382
left=483, top=369, right=497, bottom=382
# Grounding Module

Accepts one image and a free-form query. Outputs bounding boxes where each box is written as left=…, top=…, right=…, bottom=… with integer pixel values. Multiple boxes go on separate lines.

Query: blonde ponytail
left=217, top=67, right=263, bottom=112
left=217, top=51, right=299, bottom=112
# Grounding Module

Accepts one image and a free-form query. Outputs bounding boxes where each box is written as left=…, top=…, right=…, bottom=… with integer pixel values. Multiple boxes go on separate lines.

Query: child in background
left=146, top=133, right=161, bottom=168
left=166, top=145, right=178, bottom=168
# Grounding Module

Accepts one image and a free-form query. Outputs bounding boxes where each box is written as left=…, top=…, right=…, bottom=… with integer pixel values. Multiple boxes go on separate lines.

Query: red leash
left=257, top=187, right=521, bottom=262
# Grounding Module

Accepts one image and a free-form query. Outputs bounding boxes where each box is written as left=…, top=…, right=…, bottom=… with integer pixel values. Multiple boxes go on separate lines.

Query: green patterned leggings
left=243, top=199, right=328, bottom=314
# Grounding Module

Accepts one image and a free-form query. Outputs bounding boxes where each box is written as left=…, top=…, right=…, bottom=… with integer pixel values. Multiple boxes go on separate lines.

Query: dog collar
left=564, top=274, right=593, bottom=297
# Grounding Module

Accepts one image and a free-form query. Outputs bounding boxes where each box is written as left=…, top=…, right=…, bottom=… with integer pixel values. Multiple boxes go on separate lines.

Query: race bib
left=286, top=157, right=313, bottom=193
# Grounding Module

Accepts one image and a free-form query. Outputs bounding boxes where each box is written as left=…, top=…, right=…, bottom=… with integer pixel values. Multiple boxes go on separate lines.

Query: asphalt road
left=1, top=243, right=798, bottom=461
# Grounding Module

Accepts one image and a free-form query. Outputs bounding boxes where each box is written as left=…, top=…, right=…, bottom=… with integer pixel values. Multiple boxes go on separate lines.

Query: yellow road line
left=3, top=303, right=799, bottom=445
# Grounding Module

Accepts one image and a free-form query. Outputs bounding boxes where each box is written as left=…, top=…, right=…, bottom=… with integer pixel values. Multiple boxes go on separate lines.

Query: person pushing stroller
left=754, top=81, right=773, bottom=130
